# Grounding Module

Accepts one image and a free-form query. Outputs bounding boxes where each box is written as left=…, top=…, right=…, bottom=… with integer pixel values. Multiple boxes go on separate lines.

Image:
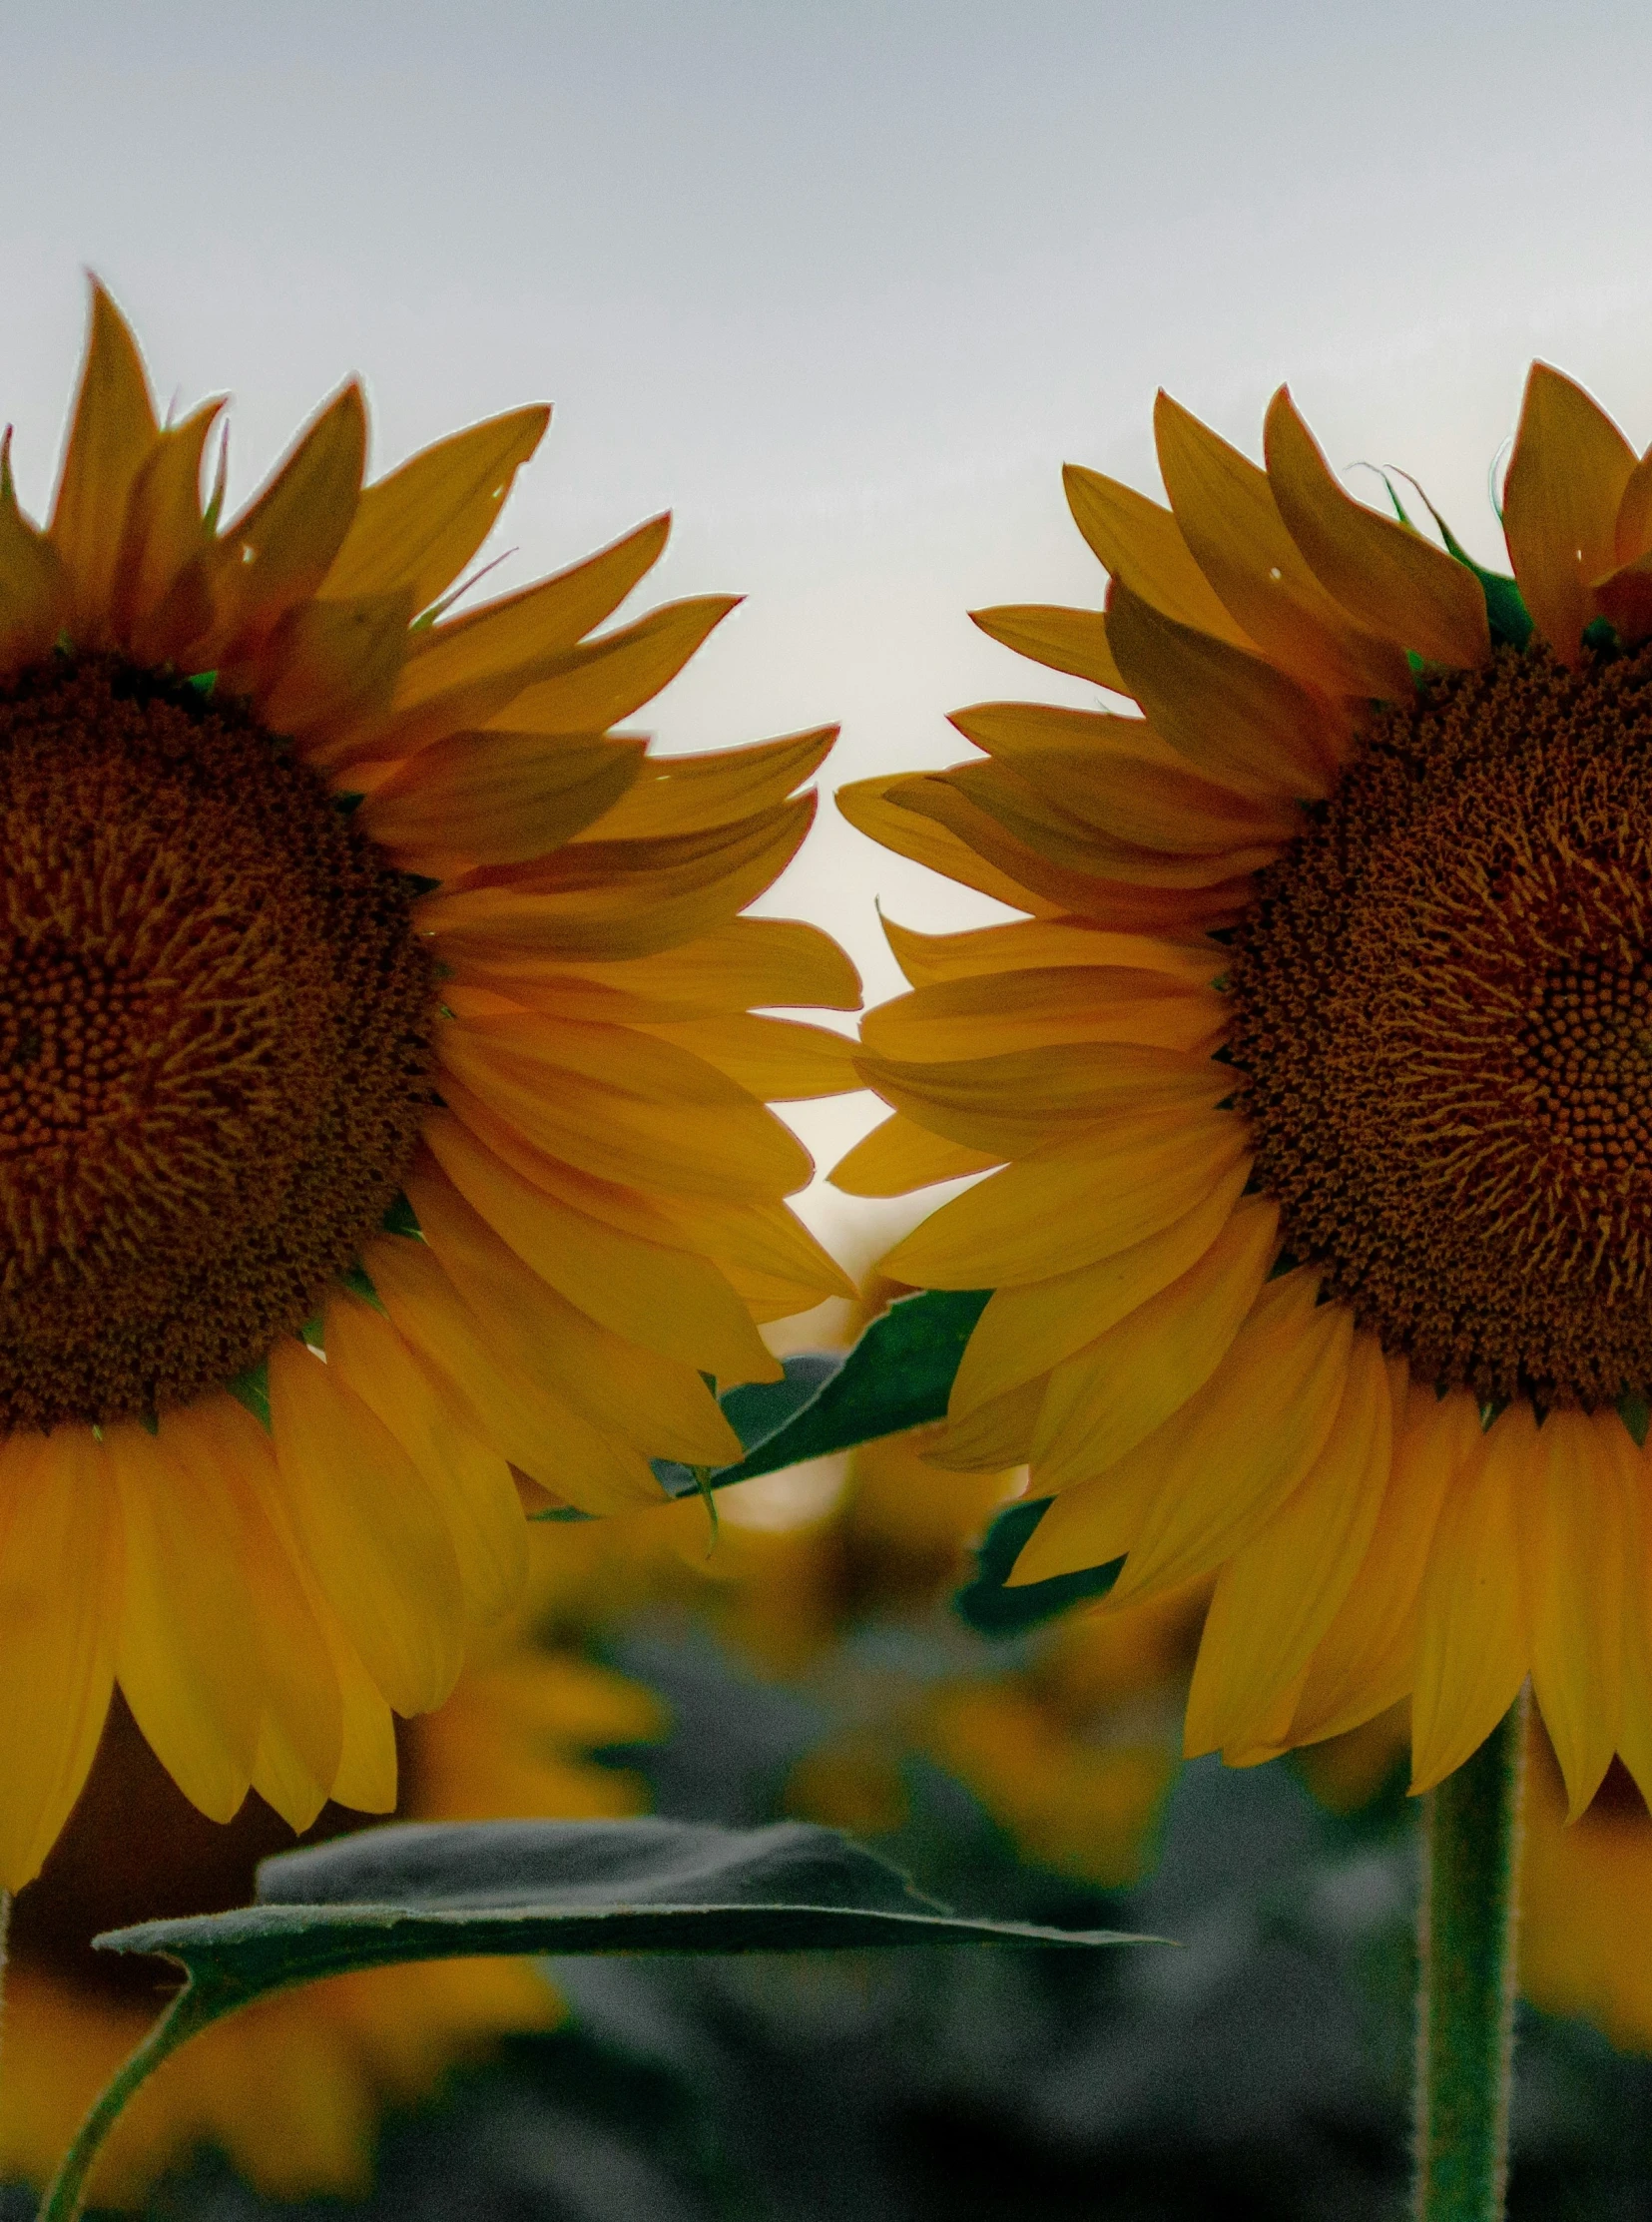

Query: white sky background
left=5, top=0, right=1652, bottom=1264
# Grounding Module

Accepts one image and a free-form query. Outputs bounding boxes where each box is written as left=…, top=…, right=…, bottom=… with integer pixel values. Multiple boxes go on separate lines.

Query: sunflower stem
left=1413, top=1688, right=1528, bottom=2222
left=35, top=1982, right=206, bottom=2222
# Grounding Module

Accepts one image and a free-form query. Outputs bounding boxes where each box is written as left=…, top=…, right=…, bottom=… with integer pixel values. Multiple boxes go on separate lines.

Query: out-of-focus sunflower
left=0, top=1530, right=663, bottom=2206
left=837, top=366, right=1652, bottom=1810
left=0, top=284, right=854, bottom=1890
left=1518, top=1733, right=1652, bottom=2050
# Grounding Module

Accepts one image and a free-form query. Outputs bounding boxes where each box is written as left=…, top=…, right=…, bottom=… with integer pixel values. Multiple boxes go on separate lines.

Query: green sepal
left=955, top=1496, right=1122, bottom=1637
left=380, top=1193, right=421, bottom=1239
left=337, top=1260, right=384, bottom=1312
left=184, top=669, right=217, bottom=699
left=1423, top=510, right=1532, bottom=650
left=225, top=1361, right=272, bottom=1431
left=1619, top=1389, right=1650, bottom=1447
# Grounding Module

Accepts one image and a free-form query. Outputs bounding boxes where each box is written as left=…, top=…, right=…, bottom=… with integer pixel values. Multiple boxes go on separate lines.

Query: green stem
left=1413, top=1687, right=1528, bottom=2222
left=35, top=1981, right=212, bottom=2222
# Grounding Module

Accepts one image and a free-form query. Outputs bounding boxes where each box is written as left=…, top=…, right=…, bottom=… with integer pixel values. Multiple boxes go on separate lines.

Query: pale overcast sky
left=5, top=0, right=1652, bottom=1247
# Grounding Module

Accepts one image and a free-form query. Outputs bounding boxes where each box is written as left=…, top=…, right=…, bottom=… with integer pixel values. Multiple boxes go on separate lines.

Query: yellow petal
left=408, top=1165, right=745, bottom=1466
left=861, top=967, right=1225, bottom=1063
left=1061, top=463, right=1250, bottom=643
left=948, top=700, right=1302, bottom=852
left=1184, top=1331, right=1392, bottom=1756
left=590, top=727, right=835, bottom=841
left=1410, top=1404, right=1531, bottom=1794
left=857, top=1041, right=1232, bottom=1159
left=969, top=601, right=1127, bottom=691
left=48, top=279, right=159, bottom=646
left=422, top=797, right=816, bottom=965
left=873, top=767, right=1259, bottom=929
left=351, top=580, right=729, bottom=772
left=485, top=595, right=740, bottom=736
left=204, top=383, right=368, bottom=660
left=359, top=729, right=645, bottom=867
left=323, top=403, right=551, bottom=614
left=172, top=1391, right=345, bottom=1825
left=642, top=1013, right=858, bottom=1101
left=471, top=915, right=859, bottom=1016
left=947, top=1163, right=1251, bottom=1416
left=318, top=1607, right=400, bottom=1816
left=937, top=758, right=1282, bottom=886
left=1503, top=362, right=1636, bottom=666
left=929, top=1378, right=1044, bottom=1472
left=111, top=398, right=223, bottom=656
left=1615, top=442, right=1652, bottom=565
left=1105, top=579, right=1342, bottom=800
left=883, top=1109, right=1251, bottom=1287
left=878, top=914, right=1222, bottom=992
left=1095, top=1268, right=1353, bottom=1605
left=1031, top=1197, right=1279, bottom=1487
left=1263, top=387, right=1489, bottom=669
left=365, top=1231, right=667, bottom=1510
left=437, top=1008, right=811, bottom=1200
left=1615, top=1434, right=1652, bottom=1809
left=834, top=774, right=1062, bottom=916
left=828, top=1111, right=1001, bottom=1197
left=387, top=514, right=670, bottom=715
left=0, top=1428, right=119, bottom=1890
left=322, top=1288, right=529, bottom=1625
left=1153, top=391, right=1411, bottom=697
left=422, top=1106, right=778, bottom=1384
left=109, top=1418, right=261, bottom=1823
left=1290, top=1379, right=1475, bottom=1745
left=0, top=429, right=68, bottom=679
left=254, top=588, right=414, bottom=744
left=268, top=1334, right=465, bottom=1716
left=1520, top=1406, right=1633, bottom=1818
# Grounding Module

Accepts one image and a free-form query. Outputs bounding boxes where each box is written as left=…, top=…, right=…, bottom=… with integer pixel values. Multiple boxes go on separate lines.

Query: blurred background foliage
left=8, top=1281, right=1652, bottom=2220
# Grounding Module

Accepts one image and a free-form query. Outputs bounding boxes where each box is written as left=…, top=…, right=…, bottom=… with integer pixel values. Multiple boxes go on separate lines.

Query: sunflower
left=0, top=1529, right=663, bottom=2206
left=835, top=365, right=1652, bottom=1812
left=0, top=283, right=854, bottom=1891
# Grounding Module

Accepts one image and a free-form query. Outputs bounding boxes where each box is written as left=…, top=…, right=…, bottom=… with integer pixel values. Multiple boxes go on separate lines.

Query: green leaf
left=40, top=1818, right=1148, bottom=2220
left=679, top=1289, right=991, bottom=1492
left=133, top=1815, right=1149, bottom=1969
left=954, top=1496, right=1123, bottom=1637
left=536, top=1290, right=995, bottom=1523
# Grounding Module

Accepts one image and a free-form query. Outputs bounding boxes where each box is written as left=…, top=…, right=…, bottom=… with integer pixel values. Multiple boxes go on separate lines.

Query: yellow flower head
left=0, top=283, right=854, bottom=1890
left=837, top=365, right=1652, bottom=1814
left=0, top=1533, right=663, bottom=2207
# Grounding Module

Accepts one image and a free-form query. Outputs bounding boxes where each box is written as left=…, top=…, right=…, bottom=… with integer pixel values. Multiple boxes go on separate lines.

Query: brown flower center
left=1228, top=642, right=1652, bottom=1408
left=0, top=656, right=434, bottom=1428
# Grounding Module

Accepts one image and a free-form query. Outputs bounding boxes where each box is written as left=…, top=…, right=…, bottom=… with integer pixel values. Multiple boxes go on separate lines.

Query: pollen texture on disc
left=0, top=657, right=435, bottom=1427
left=1228, top=643, right=1652, bottom=1409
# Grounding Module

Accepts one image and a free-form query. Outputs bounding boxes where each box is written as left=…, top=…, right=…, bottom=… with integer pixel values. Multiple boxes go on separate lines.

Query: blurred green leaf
left=955, top=1496, right=1122, bottom=1637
